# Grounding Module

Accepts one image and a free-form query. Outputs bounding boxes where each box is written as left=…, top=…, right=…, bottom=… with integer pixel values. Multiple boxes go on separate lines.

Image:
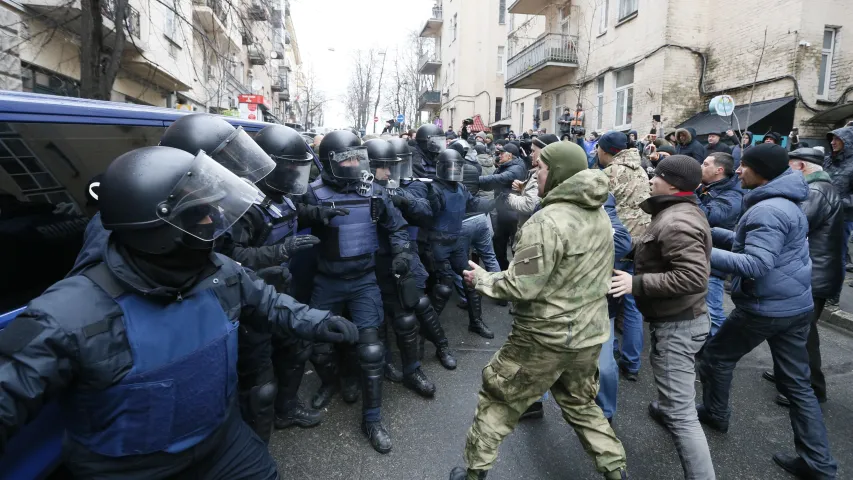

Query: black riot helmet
left=435, top=149, right=465, bottom=183
left=254, top=124, right=313, bottom=195
left=365, top=139, right=401, bottom=189
left=388, top=137, right=413, bottom=179
left=99, top=146, right=263, bottom=255
left=160, top=113, right=275, bottom=183
left=415, top=124, right=446, bottom=153
left=318, top=130, right=371, bottom=187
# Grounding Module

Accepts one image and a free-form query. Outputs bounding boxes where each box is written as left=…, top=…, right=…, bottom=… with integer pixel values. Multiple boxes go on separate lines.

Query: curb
left=821, top=306, right=853, bottom=333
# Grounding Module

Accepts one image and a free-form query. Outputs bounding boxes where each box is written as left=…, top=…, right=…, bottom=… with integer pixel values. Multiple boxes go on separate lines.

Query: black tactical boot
left=449, top=467, right=487, bottom=479
left=394, top=311, right=436, bottom=398
left=309, top=343, right=339, bottom=409
left=362, top=420, right=392, bottom=454
left=379, top=320, right=403, bottom=383
left=341, top=375, right=360, bottom=403
left=274, top=400, right=323, bottom=429
left=274, top=354, right=322, bottom=429
left=358, top=328, right=392, bottom=453
left=435, top=340, right=457, bottom=370
left=415, top=296, right=458, bottom=370
left=238, top=372, right=277, bottom=443
left=466, top=289, right=494, bottom=339
left=341, top=345, right=361, bottom=403
left=403, top=368, right=436, bottom=398
left=384, top=362, right=404, bottom=383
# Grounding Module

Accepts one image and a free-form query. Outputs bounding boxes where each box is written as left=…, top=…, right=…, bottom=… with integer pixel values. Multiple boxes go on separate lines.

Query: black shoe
left=362, top=421, right=392, bottom=454
left=311, top=383, right=338, bottom=410
left=450, top=467, right=487, bottom=480
left=436, top=344, right=457, bottom=370
left=619, top=364, right=638, bottom=382
left=496, top=299, right=508, bottom=307
left=696, top=404, right=729, bottom=433
left=826, top=297, right=839, bottom=307
left=647, top=400, right=665, bottom=426
left=762, top=371, right=775, bottom=383
left=341, top=375, right=360, bottom=404
left=520, top=401, right=544, bottom=421
left=469, top=319, right=495, bottom=339
left=773, top=453, right=819, bottom=479
left=403, top=368, right=436, bottom=398
left=775, top=394, right=791, bottom=407
left=846, top=262, right=853, bottom=273
left=604, top=468, right=628, bottom=480
left=456, top=300, right=468, bottom=310
left=384, top=362, right=403, bottom=383
left=274, top=401, right=323, bottom=429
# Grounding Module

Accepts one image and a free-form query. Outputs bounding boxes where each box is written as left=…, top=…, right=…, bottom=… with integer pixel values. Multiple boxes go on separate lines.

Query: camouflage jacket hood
left=603, top=147, right=652, bottom=238
left=473, top=169, right=612, bottom=351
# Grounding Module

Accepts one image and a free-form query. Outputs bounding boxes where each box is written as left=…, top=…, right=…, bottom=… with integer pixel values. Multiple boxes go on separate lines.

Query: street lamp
left=372, top=50, right=387, bottom=134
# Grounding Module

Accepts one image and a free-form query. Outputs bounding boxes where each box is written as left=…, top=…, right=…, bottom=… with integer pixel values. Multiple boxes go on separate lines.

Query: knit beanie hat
left=539, top=141, right=589, bottom=195
left=654, top=155, right=702, bottom=192
left=762, top=131, right=782, bottom=144
left=741, top=143, right=790, bottom=181
left=597, top=131, right=628, bottom=155
left=532, top=133, right=560, bottom=149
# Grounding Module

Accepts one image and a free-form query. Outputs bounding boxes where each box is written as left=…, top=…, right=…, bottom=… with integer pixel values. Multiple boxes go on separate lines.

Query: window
left=555, top=91, right=565, bottom=132
left=596, top=76, right=605, bottom=129
left=519, top=102, right=525, bottom=131
left=533, top=96, right=541, bottom=129
left=614, top=68, right=633, bottom=128
left=618, top=0, right=637, bottom=20
left=164, top=8, right=177, bottom=40
left=599, top=0, right=609, bottom=34
left=453, top=13, right=458, bottom=41
left=497, top=46, right=505, bottom=76
left=495, top=97, right=503, bottom=122
left=818, top=28, right=837, bottom=98
left=559, top=5, right=571, bottom=35
left=499, top=0, right=506, bottom=24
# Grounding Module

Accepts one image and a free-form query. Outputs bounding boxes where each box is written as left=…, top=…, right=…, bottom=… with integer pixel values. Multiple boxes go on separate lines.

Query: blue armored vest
left=432, top=182, right=467, bottom=243
left=255, top=197, right=298, bottom=247
left=310, top=178, right=379, bottom=260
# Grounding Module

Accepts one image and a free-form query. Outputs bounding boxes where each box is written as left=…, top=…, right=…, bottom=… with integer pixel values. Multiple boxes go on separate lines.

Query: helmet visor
left=427, top=135, right=447, bottom=153
left=370, top=159, right=402, bottom=189
left=157, top=151, right=264, bottom=241
left=329, top=147, right=371, bottom=180
left=398, top=153, right=413, bottom=179
left=265, top=156, right=313, bottom=195
left=209, top=127, right=276, bottom=183
left=437, top=156, right=465, bottom=182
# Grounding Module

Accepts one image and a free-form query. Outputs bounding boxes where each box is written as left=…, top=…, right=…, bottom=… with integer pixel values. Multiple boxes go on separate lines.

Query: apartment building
left=0, top=0, right=302, bottom=123
left=416, top=0, right=508, bottom=132
left=500, top=0, right=853, bottom=142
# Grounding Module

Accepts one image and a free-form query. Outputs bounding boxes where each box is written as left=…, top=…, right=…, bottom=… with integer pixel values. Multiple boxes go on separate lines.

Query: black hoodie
left=675, top=127, right=707, bottom=163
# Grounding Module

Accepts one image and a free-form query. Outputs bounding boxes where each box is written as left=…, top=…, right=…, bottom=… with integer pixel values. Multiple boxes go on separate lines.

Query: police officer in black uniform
left=412, top=123, right=446, bottom=179
left=305, top=130, right=411, bottom=453
left=0, top=146, right=358, bottom=479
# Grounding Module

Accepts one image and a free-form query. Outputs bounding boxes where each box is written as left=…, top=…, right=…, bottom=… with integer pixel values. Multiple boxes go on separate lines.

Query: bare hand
left=609, top=269, right=633, bottom=298
left=511, top=180, right=524, bottom=192
left=463, top=260, right=483, bottom=289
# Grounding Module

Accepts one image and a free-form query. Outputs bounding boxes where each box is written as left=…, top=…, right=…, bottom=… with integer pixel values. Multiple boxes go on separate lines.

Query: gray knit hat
left=654, top=155, right=702, bottom=192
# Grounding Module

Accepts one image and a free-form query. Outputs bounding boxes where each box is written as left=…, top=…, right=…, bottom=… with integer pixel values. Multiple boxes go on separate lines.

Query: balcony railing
left=193, top=0, right=227, bottom=25
left=248, top=0, right=269, bottom=21
left=418, top=53, right=441, bottom=75
left=506, top=33, right=578, bottom=85
left=431, top=5, right=442, bottom=19
left=418, top=89, right=440, bottom=110
left=248, top=45, right=266, bottom=65
left=101, top=0, right=141, bottom=38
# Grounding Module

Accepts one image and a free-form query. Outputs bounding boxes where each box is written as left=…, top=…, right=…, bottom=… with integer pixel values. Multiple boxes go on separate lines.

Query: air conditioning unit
left=229, top=97, right=238, bottom=109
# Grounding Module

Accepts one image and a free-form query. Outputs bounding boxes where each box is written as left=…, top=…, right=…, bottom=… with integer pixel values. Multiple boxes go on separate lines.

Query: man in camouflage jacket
left=450, top=142, right=628, bottom=480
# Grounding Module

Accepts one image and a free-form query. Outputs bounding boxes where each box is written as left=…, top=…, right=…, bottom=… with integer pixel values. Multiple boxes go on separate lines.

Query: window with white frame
left=519, top=102, right=525, bottom=131
left=614, top=67, right=633, bottom=128
left=818, top=28, right=837, bottom=98
left=554, top=91, right=565, bottom=132
left=596, top=76, right=605, bottom=129
left=599, top=0, right=609, bottom=34
left=497, top=46, right=505, bottom=76
left=618, top=0, right=637, bottom=20
left=499, top=0, right=506, bottom=24
left=559, top=5, right=571, bottom=35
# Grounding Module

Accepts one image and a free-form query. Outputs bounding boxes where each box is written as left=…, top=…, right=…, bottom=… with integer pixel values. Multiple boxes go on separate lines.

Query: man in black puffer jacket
left=675, top=127, right=708, bottom=163
left=478, top=142, right=528, bottom=272
left=823, top=126, right=853, bottom=282
left=763, top=148, right=844, bottom=407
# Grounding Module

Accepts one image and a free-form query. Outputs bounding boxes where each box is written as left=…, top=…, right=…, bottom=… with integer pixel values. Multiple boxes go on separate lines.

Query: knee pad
left=414, top=295, right=432, bottom=315
left=357, top=328, right=384, bottom=365
left=253, top=379, right=278, bottom=407
left=393, top=312, right=418, bottom=334
left=434, top=283, right=452, bottom=300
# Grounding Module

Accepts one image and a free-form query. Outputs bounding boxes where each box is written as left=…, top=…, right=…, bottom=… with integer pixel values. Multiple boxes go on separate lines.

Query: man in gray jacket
left=478, top=143, right=528, bottom=273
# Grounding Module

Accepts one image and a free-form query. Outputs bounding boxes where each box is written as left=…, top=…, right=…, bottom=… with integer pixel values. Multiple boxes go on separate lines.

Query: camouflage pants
left=463, top=336, right=627, bottom=475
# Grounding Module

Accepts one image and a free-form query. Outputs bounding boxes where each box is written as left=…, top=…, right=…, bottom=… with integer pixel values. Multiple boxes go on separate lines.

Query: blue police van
left=0, top=90, right=286, bottom=479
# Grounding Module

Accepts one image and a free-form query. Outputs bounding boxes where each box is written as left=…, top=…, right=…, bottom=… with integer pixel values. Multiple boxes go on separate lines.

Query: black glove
left=319, top=206, right=349, bottom=226
left=277, top=234, right=320, bottom=261
left=392, top=251, right=412, bottom=276
left=314, top=315, right=359, bottom=344
left=390, top=194, right=409, bottom=211
left=296, top=203, right=350, bottom=227
left=255, top=265, right=292, bottom=289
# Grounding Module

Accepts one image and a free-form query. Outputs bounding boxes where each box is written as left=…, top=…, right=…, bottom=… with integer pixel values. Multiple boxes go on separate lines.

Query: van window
left=0, top=122, right=164, bottom=312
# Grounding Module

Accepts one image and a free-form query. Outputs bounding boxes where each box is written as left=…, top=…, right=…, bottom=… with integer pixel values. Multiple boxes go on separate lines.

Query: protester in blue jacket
left=697, top=152, right=744, bottom=335
left=697, top=144, right=837, bottom=480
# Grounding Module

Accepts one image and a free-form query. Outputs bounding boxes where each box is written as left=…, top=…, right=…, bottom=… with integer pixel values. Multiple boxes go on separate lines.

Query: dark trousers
left=698, top=308, right=837, bottom=478
left=492, top=215, right=517, bottom=271
left=805, top=297, right=827, bottom=401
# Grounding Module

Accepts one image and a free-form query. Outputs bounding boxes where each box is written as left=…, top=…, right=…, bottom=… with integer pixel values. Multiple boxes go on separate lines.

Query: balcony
left=506, top=33, right=578, bottom=89
left=192, top=0, right=240, bottom=52
left=508, top=0, right=550, bottom=15
left=248, top=45, right=267, bottom=65
left=242, top=30, right=254, bottom=45
left=123, top=53, right=191, bottom=92
left=418, top=89, right=441, bottom=110
left=270, top=5, right=282, bottom=26
left=271, top=75, right=285, bottom=92
left=419, top=6, right=443, bottom=38
left=23, top=0, right=142, bottom=47
left=418, top=54, right=441, bottom=75
left=248, top=0, right=269, bottom=21
left=278, top=90, right=290, bottom=102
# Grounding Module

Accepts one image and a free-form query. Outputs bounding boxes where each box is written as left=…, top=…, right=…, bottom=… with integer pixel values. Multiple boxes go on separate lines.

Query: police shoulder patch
left=0, top=316, right=45, bottom=355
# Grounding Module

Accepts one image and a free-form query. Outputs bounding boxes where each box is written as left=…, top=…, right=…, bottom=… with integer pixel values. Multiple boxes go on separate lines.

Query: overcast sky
left=289, top=0, right=435, bottom=129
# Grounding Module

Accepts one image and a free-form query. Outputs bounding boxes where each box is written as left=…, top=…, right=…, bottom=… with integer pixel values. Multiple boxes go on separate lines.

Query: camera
left=571, top=126, right=585, bottom=136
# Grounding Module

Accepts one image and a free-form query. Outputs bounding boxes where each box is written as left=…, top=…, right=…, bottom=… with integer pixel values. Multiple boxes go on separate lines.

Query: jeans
left=707, top=275, right=726, bottom=336
left=613, top=261, right=643, bottom=373
left=454, top=214, right=501, bottom=297
left=698, top=308, right=837, bottom=478
left=650, top=315, right=715, bottom=480
left=595, top=318, right=618, bottom=419
left=492, top=214, right=518, bottom=271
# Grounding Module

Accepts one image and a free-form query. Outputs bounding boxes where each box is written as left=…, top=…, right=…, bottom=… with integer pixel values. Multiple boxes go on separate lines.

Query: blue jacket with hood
left=710, top=169, right=813, bottom=317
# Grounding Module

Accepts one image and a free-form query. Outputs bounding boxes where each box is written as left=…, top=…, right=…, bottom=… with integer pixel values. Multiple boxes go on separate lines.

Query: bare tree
left=343, top=48, right=378, bottom=130
left=298, top=64, right=327, bottom=129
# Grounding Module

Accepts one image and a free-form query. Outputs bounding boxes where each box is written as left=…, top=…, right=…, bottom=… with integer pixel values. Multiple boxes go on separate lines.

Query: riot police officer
left=306, top=130, right=411, bottom=453
left=386, top=137, right=457, bottom=370
left=366, top=139, right=436, bottom=397
left=428, top=149, right=495, bottom=338
left=0, top=146, right=358, bottom=479
left=413, top=123, right=446, bottom=178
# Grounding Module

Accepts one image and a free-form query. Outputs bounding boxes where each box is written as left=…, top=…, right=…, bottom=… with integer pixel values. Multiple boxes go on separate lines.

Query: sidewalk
left=825, top=274, right=853, bottom=331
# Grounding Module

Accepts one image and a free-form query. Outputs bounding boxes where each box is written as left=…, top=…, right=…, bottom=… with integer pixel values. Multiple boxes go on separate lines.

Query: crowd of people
left=0, top=109, right=851, bottom=480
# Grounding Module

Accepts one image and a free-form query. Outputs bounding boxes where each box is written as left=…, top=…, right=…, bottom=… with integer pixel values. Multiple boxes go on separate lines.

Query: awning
left=471, top=114, right=489, bottom=132
left=490, top=117, right=512, bottom=127
left=676, top=96, right=795, bottom=136
left=807, top=102, right=853, bottom=124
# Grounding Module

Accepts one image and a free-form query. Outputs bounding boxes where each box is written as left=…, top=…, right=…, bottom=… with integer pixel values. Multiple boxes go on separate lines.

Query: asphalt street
left=269, top=293, right=853, bottom=480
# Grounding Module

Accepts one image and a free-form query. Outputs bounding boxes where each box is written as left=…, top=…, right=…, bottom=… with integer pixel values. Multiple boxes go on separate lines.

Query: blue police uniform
left=0, top=237, right=331, bottom=479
